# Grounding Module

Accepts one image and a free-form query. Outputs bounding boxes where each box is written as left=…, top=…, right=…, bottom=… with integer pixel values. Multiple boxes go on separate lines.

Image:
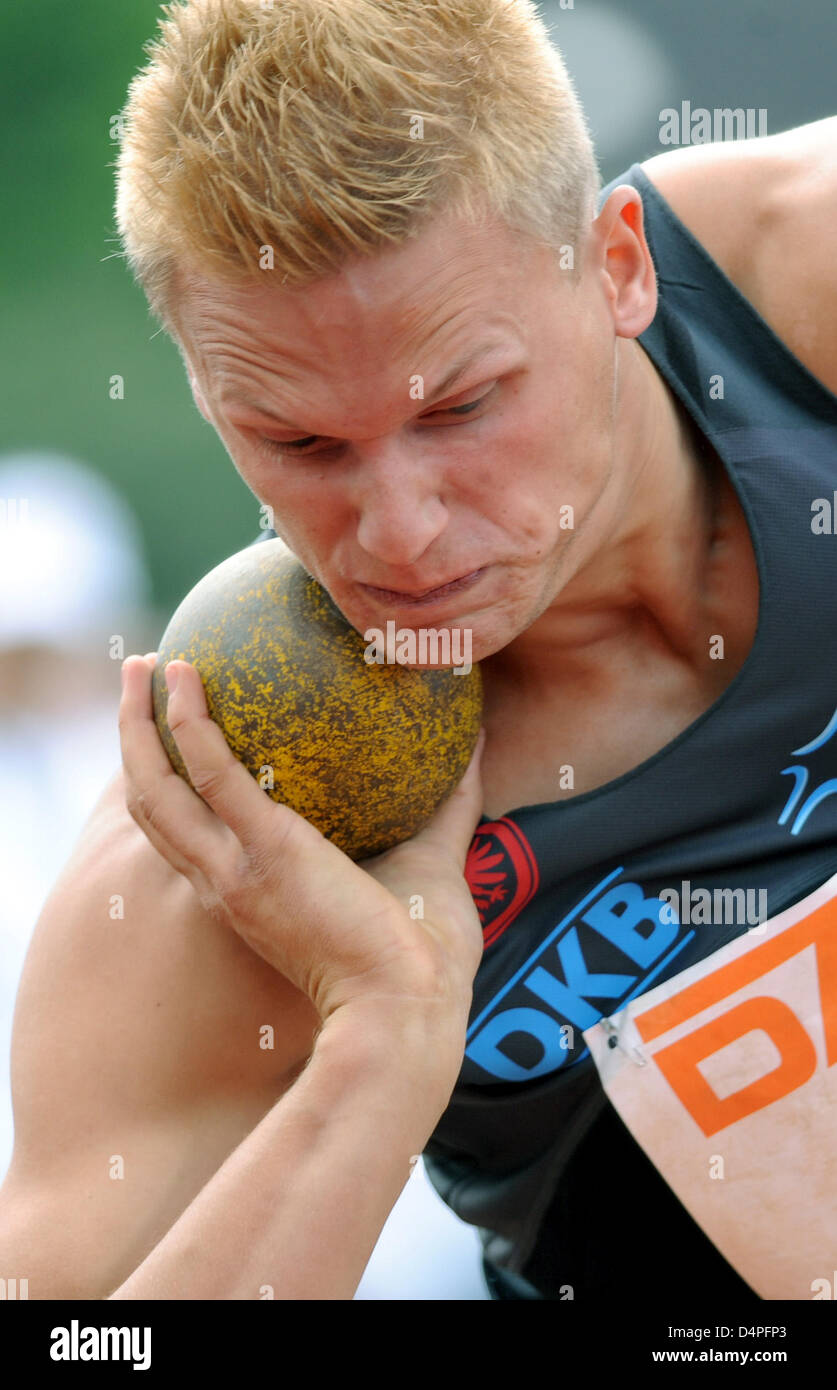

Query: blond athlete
left=1, top=0, right=835, bottom=1299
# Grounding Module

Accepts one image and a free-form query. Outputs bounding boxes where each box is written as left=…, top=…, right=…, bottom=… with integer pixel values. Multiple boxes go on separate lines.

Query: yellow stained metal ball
left=151, top=538, right=483, bottom=860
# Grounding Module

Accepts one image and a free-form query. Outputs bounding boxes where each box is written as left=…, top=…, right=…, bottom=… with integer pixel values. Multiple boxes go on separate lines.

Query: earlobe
left=595, top=186, right=658, bottom=340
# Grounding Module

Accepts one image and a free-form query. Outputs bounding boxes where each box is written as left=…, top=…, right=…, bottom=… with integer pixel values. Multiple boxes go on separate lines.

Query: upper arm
left=0, top=770, right=319, bottom=1297
left=641, top=116, right=837, bottom=398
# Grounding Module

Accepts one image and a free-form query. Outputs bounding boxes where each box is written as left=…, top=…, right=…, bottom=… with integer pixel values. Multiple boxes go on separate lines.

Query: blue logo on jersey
left=464, top=869, right=695, bottom=1083
left=778, top=706, right=837, bottom=835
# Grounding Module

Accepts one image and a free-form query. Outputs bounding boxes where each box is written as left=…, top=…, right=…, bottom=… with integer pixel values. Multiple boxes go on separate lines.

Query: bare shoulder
left=10, top=765, right=319, bottom=1165
left=640, top=117, right=837, bottom=396
left=1, top=767, right=320, bottom=1296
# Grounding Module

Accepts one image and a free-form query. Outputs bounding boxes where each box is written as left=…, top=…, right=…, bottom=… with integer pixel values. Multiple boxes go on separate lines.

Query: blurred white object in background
left=0, top=450, right=154, bottom=1185
left=354, top=1157, right=490, bottom=1300
left=0, top=451, right=150, bottom=654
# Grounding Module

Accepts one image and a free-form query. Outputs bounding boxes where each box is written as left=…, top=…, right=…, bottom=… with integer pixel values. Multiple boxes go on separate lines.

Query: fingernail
left=165, top=662, right=179, bottom=693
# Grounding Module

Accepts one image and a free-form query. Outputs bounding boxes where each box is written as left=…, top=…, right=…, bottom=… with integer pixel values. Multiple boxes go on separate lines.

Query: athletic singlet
left=420, top=163, right=837, bottom=1300
left=252, top=162, right=837, bottom=1299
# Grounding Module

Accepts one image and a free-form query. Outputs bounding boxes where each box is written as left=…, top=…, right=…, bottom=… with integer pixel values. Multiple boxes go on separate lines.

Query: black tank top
left=251, top=162, right=837, bottom=1298
left=419, top=162, right=837, bottom=1299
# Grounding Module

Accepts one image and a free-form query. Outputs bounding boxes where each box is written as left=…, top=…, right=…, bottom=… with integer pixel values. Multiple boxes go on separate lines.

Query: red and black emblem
left=465, top=818, right=540, bottom=948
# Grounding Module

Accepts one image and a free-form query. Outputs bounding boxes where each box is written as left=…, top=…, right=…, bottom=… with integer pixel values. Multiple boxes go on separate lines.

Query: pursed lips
left=358, top=568, right=485, bottom=604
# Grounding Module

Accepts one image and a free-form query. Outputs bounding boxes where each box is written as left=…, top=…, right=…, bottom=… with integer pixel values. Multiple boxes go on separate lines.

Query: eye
left=256, top=386, right=494, bottom=459
left=435, top=396, right=484, bottom=417
left=256, top=434, right=323, bottom=459
left=423, top=386, right=495, bottom=419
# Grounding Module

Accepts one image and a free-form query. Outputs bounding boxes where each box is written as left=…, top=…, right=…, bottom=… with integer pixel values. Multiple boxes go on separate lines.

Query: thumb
left=411, top=726, right=486, bottom=863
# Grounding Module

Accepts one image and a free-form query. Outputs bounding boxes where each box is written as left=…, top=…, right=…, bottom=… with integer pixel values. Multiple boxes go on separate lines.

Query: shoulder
left=4, top=768, right=318, bottom=1296
left=639, top=117, right=837, bottom=398
left=11, top=766, right=317, bottom=1131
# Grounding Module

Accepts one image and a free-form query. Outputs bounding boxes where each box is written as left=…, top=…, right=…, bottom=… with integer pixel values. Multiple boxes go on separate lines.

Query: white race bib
left=584, top=872, right=837, bottom=1299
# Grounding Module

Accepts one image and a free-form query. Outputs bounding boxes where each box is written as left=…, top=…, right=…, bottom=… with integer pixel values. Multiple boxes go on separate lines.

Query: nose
left=352, top=443, right=448, bottom=567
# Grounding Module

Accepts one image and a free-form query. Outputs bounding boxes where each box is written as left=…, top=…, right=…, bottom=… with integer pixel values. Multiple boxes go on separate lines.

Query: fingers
left=160, top=660, right=292, bottom=855
left=119, top=654, right=234, bottom=877
left=411, top=726, right=486, bottom=863
left=122, top=651, right=354, bottom=899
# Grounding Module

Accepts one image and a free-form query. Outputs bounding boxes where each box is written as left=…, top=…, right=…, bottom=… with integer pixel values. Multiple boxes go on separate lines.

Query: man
left=1, top=0, right=835, bottom=1299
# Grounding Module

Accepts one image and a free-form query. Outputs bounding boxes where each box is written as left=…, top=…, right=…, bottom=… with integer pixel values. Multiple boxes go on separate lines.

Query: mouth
left=358, top=568, right=485, bottom=607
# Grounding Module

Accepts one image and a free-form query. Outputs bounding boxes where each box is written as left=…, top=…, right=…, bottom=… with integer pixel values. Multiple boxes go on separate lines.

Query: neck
left=488, top=337, right=722, bottom=687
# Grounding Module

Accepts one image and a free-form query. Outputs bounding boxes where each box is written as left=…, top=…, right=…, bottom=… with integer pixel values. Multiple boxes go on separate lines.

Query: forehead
left=176, top=209, right=556, bottom=384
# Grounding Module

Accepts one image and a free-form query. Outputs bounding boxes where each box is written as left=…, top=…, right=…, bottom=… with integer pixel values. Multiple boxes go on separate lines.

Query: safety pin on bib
left=599, top=1015, right=648, bottom=1067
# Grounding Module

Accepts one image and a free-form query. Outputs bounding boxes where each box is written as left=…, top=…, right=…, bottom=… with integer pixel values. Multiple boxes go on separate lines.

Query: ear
left=589, top=186, right=657, bottom=339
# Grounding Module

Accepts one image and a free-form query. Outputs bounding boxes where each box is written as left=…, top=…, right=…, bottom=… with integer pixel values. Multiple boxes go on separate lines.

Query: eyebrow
left=221, top=341, right=516, bottom=429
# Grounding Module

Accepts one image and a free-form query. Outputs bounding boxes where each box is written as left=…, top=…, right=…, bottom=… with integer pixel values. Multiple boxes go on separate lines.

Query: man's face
left=178, top=206, right=623, bottom=665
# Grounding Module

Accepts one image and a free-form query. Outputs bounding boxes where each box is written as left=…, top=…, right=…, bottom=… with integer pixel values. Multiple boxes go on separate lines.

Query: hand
left=119, top=654, right=486, bottom=1027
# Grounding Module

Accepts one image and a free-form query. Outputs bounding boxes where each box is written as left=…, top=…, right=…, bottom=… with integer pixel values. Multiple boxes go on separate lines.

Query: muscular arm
left=0, top=770, right=320, bottom=1298
left=0, top=678, right=482, bottom=1302
left=109, top=1001, right=458, bottom=1300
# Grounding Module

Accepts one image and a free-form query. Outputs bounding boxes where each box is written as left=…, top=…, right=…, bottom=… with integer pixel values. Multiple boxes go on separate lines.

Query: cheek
left=492, top=374, right=584, bottom=501
left=264, top=490, right=334, bottom=553
left=550, top=351, right=615, bottom=487
left=489, top=367, right=614, bottom=549
left=219, top=446, right=331, bottom=562
left=214, top=429, right=281, bottom=506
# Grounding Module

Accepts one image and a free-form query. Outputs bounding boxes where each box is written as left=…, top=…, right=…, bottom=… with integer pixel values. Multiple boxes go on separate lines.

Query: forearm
left=108, top=1002, right=465, bottom=1300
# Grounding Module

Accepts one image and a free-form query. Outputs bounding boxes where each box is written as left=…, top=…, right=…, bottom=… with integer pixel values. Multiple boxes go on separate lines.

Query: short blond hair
left=114, top=0, right=599, bottom=337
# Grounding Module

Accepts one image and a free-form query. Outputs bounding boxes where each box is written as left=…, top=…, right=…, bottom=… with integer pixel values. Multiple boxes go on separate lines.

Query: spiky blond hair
left=114, top=0, right=599, bottom=337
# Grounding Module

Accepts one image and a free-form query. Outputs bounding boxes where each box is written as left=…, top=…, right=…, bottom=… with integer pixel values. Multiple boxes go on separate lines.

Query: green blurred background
left=1, top=1, right=262, bottom=621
